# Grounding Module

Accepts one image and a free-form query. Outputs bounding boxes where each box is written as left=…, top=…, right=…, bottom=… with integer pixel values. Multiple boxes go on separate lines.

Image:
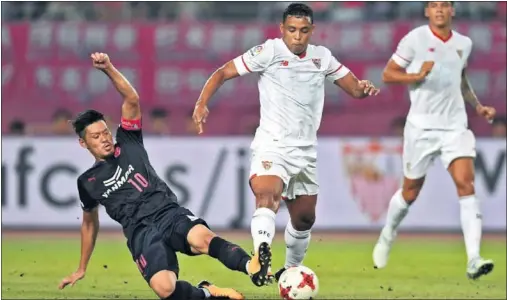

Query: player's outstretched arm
left=461, top=69, right=496, bottom=122
left=382, top=59, right=433, bottom=85
left=193, top=61, right=240, bottom=134
left=333, top=72, right=380, bottom=99
left=58, top=208, right=100, bottom=290
left=90, top=52, right=141, bottom=121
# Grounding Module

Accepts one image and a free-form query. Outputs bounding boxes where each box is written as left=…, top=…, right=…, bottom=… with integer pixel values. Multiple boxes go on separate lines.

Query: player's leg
left=248, top=150, right=292, bottom=267
left=166, top=207, right=271, bottom=287
left=442, top=129, right=494, bottom=279
left=274, top=158, right=318, bottom=281
left=373, top=127, right=438, bottom=269
left=274, top=193, right=316, bottom=281
left=133, top=229, right=213, bottom=300
left=186, top=223, right=272, bottom=286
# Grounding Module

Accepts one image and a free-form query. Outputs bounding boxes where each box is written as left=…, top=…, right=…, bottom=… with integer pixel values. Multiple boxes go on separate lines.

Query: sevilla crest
left=312, top=58, right=321, bottom=69
left=342, top=140, right=403, bottom=223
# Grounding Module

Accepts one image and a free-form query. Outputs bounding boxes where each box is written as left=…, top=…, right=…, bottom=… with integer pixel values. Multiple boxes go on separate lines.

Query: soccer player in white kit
left=373, top=1, right=497, bottom=280
left=193, top=3, right=380, bottom=284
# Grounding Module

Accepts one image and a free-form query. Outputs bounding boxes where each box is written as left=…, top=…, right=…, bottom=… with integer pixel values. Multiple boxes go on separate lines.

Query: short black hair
left=283, top=3, right=314, bottom=24
left=52, top=108, right=73, bottom=122
left=71, top=109, right=105, bottom=138
left=9, top=119, right=25, bottom=134
left=492, top=115, right=506, bottom=126
left=426, top=1, right=454, bottom=7
left=150, top=107, right=168, bottom=119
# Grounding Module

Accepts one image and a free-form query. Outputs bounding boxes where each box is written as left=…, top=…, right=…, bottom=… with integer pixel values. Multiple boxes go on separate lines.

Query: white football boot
left=467, top=257, right=494, bottom=280
left=373, top=227, right=397, bottom=269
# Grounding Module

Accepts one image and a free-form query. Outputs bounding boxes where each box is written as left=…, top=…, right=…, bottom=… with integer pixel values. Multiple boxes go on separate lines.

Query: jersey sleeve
left=233, top=40, right=275, bottom=76
left=325, top=53, right=351, bottom=83
left=391, top=33, right=416, bottom=69
left=116, top=117, right=143, bottom=145
left=78, top=179, right=99, bottom=212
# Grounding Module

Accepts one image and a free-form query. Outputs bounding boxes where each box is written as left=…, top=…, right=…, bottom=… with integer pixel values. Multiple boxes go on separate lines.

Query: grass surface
left=2, top=232, right=506, bottom=299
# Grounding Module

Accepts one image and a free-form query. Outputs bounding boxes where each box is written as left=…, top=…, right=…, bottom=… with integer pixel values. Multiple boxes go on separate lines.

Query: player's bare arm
left=382, top=59, right=434, bottom=85
left=461, top=69, right=496, bottom=122
left=91, top=52, right=141, bottom=120
left=58, top=207, right=99, bottom=289
left=334, top=72, right=380, bottom=99
left=193, top=60, right=240, bottom=134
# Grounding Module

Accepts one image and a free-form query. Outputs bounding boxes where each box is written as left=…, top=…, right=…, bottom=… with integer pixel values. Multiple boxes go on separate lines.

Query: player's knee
left=187, top=224, right=216, bottom=255
left=292, top=214, right=315, bottom=231
left=402, top=178, right=424, bottom=203
left=193, top=231, right=215, bottom=254
left=254, top=187, right=281, bottom=211
left=401, top=188, right=420, bottom=203
left=454, top=177, right=475, bottom=197
left=251, top=176, right=284, bottom=211
left=150, top=275, right=176, bottom=299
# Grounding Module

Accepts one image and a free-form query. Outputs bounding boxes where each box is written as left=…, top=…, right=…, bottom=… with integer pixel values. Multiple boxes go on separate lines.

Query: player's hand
left=358, top=80, right=380, bottom=96
left=417, top=61, right=434, bottom=81
left=91, top=52, right=112, bottom=70
left=476, top=105, right=496, bottom=123
left=193, top=104, right=209, bottom=135
left=58, top=270, right=85, bottom=290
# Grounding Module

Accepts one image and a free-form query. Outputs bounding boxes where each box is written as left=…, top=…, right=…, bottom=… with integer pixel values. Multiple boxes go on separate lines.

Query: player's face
left=425, top=2, right=454, bottom=28
left=79, top=120, right=114, bottom=160
left=280, top=16, right=314, bottom=55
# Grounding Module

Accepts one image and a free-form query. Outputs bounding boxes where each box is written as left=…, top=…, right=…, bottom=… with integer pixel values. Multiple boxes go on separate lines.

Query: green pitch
left=2, top=232, right=506, bottom=299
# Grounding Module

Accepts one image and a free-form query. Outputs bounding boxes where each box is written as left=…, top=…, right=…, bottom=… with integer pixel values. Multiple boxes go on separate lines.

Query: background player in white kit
left=193, top=3, right=380, bottom=282
left=373, top=1, right=497, bottom=280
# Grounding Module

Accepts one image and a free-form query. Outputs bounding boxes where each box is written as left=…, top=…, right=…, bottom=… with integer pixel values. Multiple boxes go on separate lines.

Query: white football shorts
left=249, top=145, right=318, bottom=200
left=403, top=122, right=476, bottom=180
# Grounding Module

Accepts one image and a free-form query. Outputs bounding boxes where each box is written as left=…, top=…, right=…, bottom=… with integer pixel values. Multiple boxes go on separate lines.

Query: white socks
left=459, top=195, right=482, bottom=262
left=284, top=220, right=311, bottom=269
left=251, top=208, right=276, bottom=251
left=382, top=189, right=482, bottom=263
left=383, top=189, right=409, bottom=235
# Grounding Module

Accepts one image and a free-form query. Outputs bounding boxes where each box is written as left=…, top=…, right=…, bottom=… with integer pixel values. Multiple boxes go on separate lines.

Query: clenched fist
left=417, top=61, right=434, bottom=81
left=91, top=52, right=112, bottom=70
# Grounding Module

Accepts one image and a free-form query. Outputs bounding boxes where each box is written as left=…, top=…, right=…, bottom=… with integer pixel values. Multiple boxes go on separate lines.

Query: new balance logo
left=102, top=165, right=135, bottom=198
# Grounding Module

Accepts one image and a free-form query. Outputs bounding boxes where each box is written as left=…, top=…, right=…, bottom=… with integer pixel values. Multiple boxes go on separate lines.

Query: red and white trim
left=121, top=117, right=142, bottom=131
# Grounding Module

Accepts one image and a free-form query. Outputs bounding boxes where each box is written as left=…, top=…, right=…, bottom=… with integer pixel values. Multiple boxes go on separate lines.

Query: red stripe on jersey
left=121, top=117, right=142, bottom=131
left=241, top=55, right=252, bottom=73
left=429, top=27, right=453, bottom=43
left=326, top=65, right=343, bottom=76
left=394, top=53, right=411, bottom=63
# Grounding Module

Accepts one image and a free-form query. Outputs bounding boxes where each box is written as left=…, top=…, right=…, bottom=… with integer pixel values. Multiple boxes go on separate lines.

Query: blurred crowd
left=3, top=2, right=506, bottom=138
left=2, top=1, right=505, bottom=22
left=7, top=107, right=506, bottom=139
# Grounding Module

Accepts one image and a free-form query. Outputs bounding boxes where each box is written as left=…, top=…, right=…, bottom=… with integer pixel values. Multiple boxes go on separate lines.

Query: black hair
left=9, top=119, right=25, bottom=134
left=283, top=3, right=314, bottom=24
left=150, top=107, right=168, bottom=119
left=492, top=115, right=506, bottom=126
left=71, top=109, right=105, bottom=138
left=52, top=108, right=73, bottom=121
left=426, top=1, right=454, bottom=7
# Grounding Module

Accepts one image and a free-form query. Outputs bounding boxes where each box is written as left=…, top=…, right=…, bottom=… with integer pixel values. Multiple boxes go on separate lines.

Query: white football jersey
left=233, top=38, right=350, bottom=147
left=392, top=25, right=473, bottom=130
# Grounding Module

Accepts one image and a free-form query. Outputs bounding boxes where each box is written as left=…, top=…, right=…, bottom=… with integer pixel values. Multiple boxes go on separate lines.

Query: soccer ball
left=278, top=266, right=319, bottom=300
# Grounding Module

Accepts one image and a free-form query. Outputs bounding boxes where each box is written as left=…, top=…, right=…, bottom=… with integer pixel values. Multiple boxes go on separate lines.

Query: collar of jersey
left=277, top=38, right=310, bottom=60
